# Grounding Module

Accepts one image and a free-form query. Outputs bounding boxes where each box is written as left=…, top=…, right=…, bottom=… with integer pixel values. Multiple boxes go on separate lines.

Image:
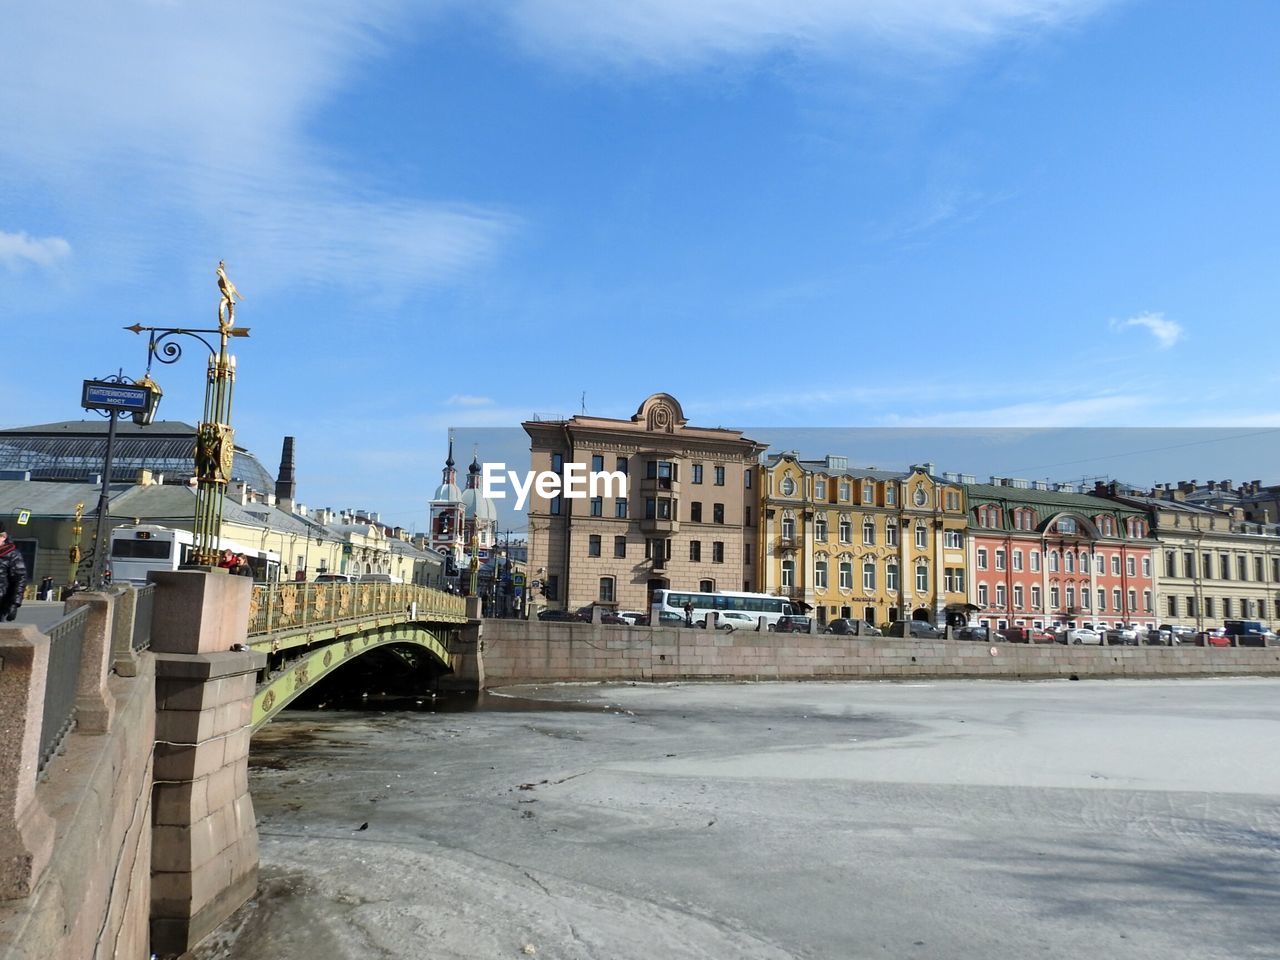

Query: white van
left=358, top=573, right=403, bottom=584
left=315, top=573, right=358, bottom=584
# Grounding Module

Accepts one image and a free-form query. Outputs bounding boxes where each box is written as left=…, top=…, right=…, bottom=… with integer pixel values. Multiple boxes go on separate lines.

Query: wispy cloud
left=503, top=0, right=1114, bottom=70
left=447, top=394, right=497, bottom=407
left=0, top=230, right=71, bottom=270
left=1, top=3, right=512, bottom=295
left=1109, top=311, right=1184, bottom=350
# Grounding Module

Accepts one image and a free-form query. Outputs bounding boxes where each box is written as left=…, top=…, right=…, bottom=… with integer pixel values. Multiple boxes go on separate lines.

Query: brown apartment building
left=523, top=393, right=766, bottom=613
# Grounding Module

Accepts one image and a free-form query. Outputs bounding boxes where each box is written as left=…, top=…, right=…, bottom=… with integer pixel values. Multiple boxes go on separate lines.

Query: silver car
left=1061, top=626, right=1101, bottom=645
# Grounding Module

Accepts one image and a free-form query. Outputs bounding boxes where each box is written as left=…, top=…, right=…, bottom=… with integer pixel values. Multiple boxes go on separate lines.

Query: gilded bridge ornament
left=194, top=422, right=235, bottom=485
left=217, top=260, right=243, bottom=327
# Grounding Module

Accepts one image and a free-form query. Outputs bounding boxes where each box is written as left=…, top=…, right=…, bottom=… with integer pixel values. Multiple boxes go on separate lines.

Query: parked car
left=1194, top=628, right=1232, bottom=647
left=955, top=625, right=990, bottom=642
left=1223, top=620, right=1278, bottom=647
left=654, top=611, right=686, bottom=627
left=575, top=604, right=628, bottom=624
left=1105, top=626, right=1141, bottom=646
left=885, top=620, right=945, bottom=639
left=697, top=611, right=759, bottom=631
left=1158, top=624, right=1195, bottom=644
left=538, top=609, right=584, bottom=622
left=315, top=572, right=358, bottom=583
left=998, top=626, right=1055, bottom=644
left=825, top=618, right=881, bottom=637
left=616, top=610, right=648, bottom=626
left=774, top=615, right=814, bottom=633
left=1058, top=626, right=1102, bottom=645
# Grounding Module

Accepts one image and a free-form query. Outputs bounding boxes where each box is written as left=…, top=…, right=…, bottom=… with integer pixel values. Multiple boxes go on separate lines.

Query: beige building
left=523, top=393, right=766, bottom=613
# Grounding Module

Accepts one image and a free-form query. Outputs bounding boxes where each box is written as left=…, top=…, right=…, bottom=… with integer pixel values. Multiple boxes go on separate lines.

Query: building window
left=978, top=583, right=989, bottom=606
left=782, top=560, right=795, bottom=587
left=1064, top=551, right=1074, bottom=573
left=599, top=576, right=614, bottom=602
left=996, top=584, right=1007, bottom=608
left=1113, top=588, right=1122, bottom=611
left=614, top=536, right=627, bottom=558
left=1205, top=597, right=1216, bottom=618
left=588, top=535, right=601, bottom=557
left=615, top=498, right=628, bottom=519
left=1223, top=597, right=1233, bottom=618
left=815, top=478, right=827, bottom=499
left=913, top=487, right=928, bottom=507
left=745, top=506, right=752, bottom=526
left=1126, top=556, right=1136, bottom=577
left=689, top=540, right=701, bottom=562
left=1187, top=596, right=1197, bottom=616
left=862, top=482, right=874, bottom=504
left=1080, top=552, right=1090, bottom=574
left=745, top=470, right=752, bottom=489
left=1050, top=586, right=1060, bottom=609
left=1097, top=588, right=1106, bottom=611
left=1081, top=588, right=1091, bottom=610
left=1031, top=550, right=1041, bottom=572
left=782, top=516, right=796, bottom=540
left=863, top=561, right=876, bottom=591
left=1111, top=555, right=1120, bottom=576
left=914, top=524, right=927, bottom=549
left=1031, top=585, right=1042, bottom=609
left=645, top=498, right=672, bottom=520
left=945, top=567, right=965, bottom=593
left=1256, top=557, right=1265, bottom=581
left=616, top=457, right=628, bottom=474
left=1058, top=517, right=1077, bottom=535
left=692, top=464, right=704, bottom=484
left=713, top=503, right=725, bottom=524
left=944, top=529, right=962, bottom=549
left=815, top=559, right=828, bottom=589
left=1167, top=595, right=1178, bottom=617
left=886, top=520, right=899, bottom=546
left=691, top=502, right=702, bottom=522
left=780, top=476, right=796, bottom=496
left=592, top=454, right=604, bottom=473
left=915, top=563, right=929, bottom=593
left=714, top=466, right=725, bottom=486
left=945, top=490, right=960, bottom=511
left=886, top=562, right=899, bottom=592
left=1165, top=551, right=1176, bottom=577
left=551, top=453, right=563, bottom=473
left=545, top=574, right=559, bottom=600
left=550, top=495, right=562, bottom=516
left=839, top=561, right=853, bottom=590
left=1065, top=586, right=1075, bottom=610
left=886, top=485, right=897, bottom=506
left=863, top=517, right=876, bottom=545
left=700, top=579, right=715, bottom=593
left=1237, top=556, right=1248, bottom=581
left=712, top=541, right=724, bottom=563
left=1012, top=549, right=1023, bottom=572
left=1143, top=590, right=1152, bottom=612
left=590, top=497, right=603, bottom=517
left=647, top=460, right=677, bottom=482
left=976, top=548, right=988, bottom=571
left=839, top=518, right=852, bottom=543
left=839, top=481, right=851, bottom=501
left=815, top=516, right=827, bottom=541
left=995, top=549, right=1006, bottom=571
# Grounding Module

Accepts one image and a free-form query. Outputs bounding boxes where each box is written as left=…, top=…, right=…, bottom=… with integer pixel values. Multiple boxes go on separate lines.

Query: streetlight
left=124, top=260, right=251, bottom=567
left=80, top=372, right=162, bottom=588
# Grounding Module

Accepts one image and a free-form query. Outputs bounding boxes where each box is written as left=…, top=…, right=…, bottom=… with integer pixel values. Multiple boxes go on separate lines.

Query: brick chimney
left=275, top=437, right=297, bottom=514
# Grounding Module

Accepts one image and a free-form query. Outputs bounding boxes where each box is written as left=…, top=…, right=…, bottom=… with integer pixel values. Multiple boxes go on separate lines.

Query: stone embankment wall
left=478, top=621, right=1280, bottom=685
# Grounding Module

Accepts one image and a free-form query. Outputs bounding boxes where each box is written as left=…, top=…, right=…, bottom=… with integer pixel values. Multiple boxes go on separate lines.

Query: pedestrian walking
left=684, top=600, right=694, bottom=626
left=38, top=576, right=54, bottom=601
left=0, top=523, right=27, bottom=622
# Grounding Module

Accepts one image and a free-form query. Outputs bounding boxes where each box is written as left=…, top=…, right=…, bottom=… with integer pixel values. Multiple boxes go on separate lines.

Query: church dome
left=433, top=481, right=463, bottom=503
left=462, top=486, right=497, bottom=522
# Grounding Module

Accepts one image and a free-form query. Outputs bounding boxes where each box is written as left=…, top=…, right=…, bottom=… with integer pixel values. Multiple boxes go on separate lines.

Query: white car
left=616, top=611, right=647, bottom=626
left=699, top=611, right=759, bottom=631
left=1061, top=627, right=1101, bottom=645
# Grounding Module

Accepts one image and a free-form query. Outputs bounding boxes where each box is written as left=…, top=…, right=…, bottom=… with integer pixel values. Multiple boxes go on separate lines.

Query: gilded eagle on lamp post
left=217, top=259, right=243, bottom=328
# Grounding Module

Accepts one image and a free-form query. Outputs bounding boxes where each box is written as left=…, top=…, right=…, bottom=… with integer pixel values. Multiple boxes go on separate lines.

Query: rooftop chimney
left=276, top=436, right=297, bottom=514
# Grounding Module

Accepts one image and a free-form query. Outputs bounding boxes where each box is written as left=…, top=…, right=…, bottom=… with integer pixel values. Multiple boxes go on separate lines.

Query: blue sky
left=3, top=1, right=1279, bottom=533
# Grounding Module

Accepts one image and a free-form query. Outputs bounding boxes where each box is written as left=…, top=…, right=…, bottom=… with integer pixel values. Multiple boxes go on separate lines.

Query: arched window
left=599, top=576, right=615, bottom=602
left=915, top=562, right=929, bottom=592
left=699, top=579, right=715, bottom=593
left=815, top=558, right=828, bottom=589
left=862, top=517, right=876, bottom=545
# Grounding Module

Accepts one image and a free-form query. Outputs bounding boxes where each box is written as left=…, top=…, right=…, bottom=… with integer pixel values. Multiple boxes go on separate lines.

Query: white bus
left=650, top=589, right=796, bottom=630
left=108, top=524, right=281, bottom=583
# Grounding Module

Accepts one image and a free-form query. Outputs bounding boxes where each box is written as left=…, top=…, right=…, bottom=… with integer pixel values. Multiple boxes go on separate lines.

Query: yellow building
left=758, top=455, right=969, bottom=628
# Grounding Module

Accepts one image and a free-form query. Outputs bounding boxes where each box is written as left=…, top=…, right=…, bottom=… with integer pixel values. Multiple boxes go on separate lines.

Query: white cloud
left=1109, top=312, right=1184, bottom=350
left=447, top=394, right=497, bottom=407
left=0, top=230, right=71, bottom=269
left=503, top=0, right=1113, bottom=69
left=1, top=3, right=511, bottom=295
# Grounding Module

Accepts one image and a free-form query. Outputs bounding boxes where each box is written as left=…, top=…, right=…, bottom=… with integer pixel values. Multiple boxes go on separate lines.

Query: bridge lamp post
left=80, top=372, right=163, bottom=589
left=125, top=261, right=251, bottom=567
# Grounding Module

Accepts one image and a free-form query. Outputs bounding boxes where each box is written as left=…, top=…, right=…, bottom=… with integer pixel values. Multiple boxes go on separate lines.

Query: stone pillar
left=64, top=591, right=117, bottom=734
left=148, top=570, right=263, bottom=956
left=0, top=625, right=56, bottom=900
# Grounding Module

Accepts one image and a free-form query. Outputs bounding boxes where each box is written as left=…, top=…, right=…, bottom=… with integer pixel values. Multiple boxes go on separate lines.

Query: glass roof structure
left=0, top=420, right=275, bottom=492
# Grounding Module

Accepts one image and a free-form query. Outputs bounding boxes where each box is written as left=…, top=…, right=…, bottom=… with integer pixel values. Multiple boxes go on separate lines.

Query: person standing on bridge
left=0, top=522, right=28, bottom=622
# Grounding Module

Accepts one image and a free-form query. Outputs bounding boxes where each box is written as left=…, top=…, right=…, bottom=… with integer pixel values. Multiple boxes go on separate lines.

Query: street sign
left=16, top=510, right=30, bottom=525
left=513, top=572, right=526, bottom=586
left=81, top=380, right=153, bottom=413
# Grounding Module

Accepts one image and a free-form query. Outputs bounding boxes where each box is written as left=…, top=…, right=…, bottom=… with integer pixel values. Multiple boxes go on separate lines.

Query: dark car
left=955, top=625, right=990, bottom=642
left=998, top=626, right=1055, bottom=644
left=655, top=611, right=686, bottom=627
left=774, top=615, right=813, bottom=633
left=885, top=620, right=944, bottom=639
left=825, top=618, right=881, bottom=637
left=538, top=609, right=584, bottom=622
left=1105, top=626, right=1141, bottom=646
left=576, top=605, right=629, bottom=625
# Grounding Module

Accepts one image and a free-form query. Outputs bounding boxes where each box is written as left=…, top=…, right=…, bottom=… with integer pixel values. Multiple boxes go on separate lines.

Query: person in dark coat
left=0, top=522, right=28, bottom=622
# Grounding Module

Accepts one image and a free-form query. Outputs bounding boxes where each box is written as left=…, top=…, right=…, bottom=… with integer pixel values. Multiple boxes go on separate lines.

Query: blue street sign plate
left=82, top=380, right=152, bottom=413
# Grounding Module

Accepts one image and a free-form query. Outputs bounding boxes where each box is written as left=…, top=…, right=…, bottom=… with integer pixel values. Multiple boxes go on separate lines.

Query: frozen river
left=194, top=678, right=1280, bottom=960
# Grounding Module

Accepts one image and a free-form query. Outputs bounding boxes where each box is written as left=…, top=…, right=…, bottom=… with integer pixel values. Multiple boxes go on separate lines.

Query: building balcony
left=639, top=476, right=682, bottom=496
left=774, top=535, right=798, bottom=552
left=640, top=517, right=680, bottom=535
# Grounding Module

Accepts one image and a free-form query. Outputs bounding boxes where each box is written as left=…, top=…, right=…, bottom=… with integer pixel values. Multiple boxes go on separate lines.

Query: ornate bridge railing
left=246, top=582, right=467, bottom=639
